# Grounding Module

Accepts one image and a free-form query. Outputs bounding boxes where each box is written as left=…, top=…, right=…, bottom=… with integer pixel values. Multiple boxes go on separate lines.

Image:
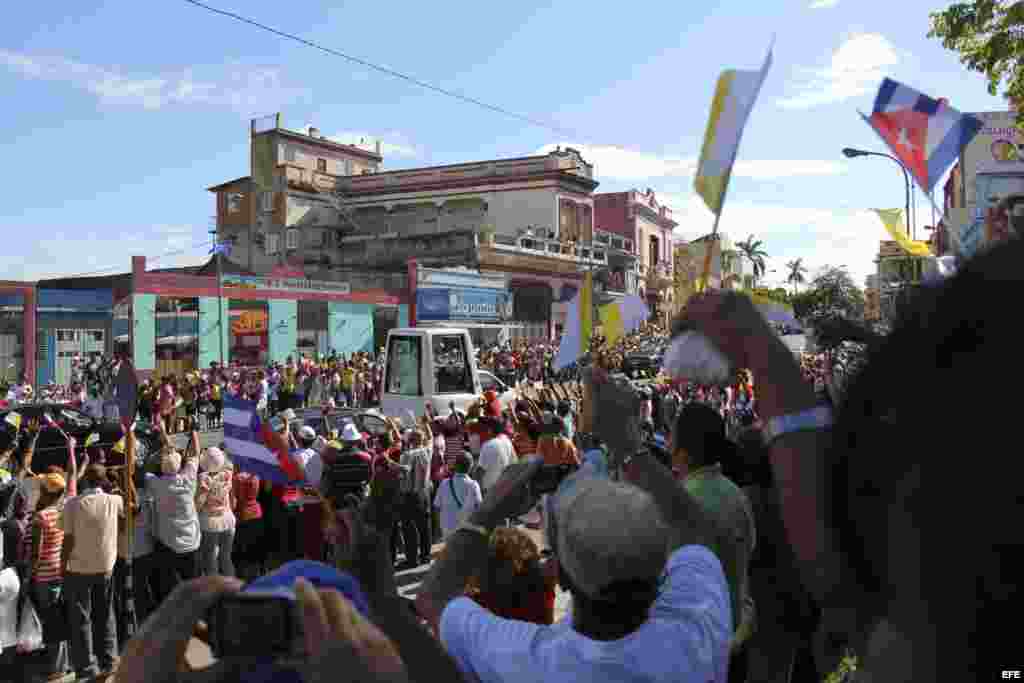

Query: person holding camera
left=415, top=369, right=734, bottom=683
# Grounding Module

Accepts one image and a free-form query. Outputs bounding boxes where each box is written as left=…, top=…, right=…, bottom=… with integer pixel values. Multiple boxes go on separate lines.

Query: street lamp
left=842, top=147, right=914, bottom=240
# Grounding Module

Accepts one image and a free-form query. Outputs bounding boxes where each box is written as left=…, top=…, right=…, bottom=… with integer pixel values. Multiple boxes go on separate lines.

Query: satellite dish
left=115, top=359, right=138, bottom=426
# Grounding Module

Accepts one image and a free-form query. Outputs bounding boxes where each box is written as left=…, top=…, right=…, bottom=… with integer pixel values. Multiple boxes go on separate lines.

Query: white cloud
left=0, top=49, right=307, bottom=112
left=777, top=33, right=900, bottom=110
left=534, top=143, right=847, bottom=181
left=664, top=192, right=886, bottom=287
left=309, top=127, right=422, bottom=158
left=809, top=0, right=839, bottom=8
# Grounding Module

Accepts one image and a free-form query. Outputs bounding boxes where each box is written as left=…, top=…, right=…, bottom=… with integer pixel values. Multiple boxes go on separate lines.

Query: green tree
left=929, top=1, right=1024, bottom=114
left=736, top=235, right=768, bottom=287
left=792, top=266, right=867, bottom=358
left=786, top=258, right=808, bottom=296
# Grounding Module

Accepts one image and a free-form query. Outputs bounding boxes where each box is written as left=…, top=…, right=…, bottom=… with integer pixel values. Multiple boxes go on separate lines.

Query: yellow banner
left=599, top=302, right=624, bottom=347
left=873, top=209, right=932, bottom=257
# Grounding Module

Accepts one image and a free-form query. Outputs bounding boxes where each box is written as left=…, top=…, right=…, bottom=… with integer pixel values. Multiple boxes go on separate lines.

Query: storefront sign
left=416, top=288, right=511, bottom=322
left=963, top=111, right=1024, bottom=206
left=222, top=274, right=351, bottom=296
left=231, top=310, right=268, bottom=335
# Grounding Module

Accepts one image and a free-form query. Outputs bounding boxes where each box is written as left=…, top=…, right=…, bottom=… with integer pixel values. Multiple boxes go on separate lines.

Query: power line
left=181, top=0, right=578, bottom=138
left=40, top=239, right=215, bottom=281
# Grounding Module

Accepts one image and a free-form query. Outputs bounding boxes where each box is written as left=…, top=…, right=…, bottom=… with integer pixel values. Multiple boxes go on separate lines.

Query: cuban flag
left=223, top=395, right=303, bottom=485
left=861, top=78, right=983, bottom=194
left=210, top=241, right=232, bottom=257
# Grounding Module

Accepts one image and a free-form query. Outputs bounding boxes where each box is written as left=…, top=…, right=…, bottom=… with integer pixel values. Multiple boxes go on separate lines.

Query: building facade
left=594, top=189, right=677, bottom=324
left=210, top=121, right=607, bottom=340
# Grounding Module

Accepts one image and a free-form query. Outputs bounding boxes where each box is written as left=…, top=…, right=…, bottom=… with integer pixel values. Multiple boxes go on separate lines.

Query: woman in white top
left=433, top=453, right=482, bottom=541
left=196, top=447, right=236, bottom=577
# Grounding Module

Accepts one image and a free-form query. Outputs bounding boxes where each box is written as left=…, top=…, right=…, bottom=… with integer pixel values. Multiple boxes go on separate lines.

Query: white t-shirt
left=433, top=474, right=482, bottom=539
left=478, top=435, right=514, bottom=493
left=440, top=545, right=732, bottom=683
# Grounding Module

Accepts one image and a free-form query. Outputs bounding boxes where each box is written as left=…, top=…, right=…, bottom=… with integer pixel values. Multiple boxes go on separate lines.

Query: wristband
left=762, top=405, right=833, bottom=445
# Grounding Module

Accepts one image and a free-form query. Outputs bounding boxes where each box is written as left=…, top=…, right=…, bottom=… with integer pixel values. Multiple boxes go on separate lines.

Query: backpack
left=323, top=449, right=372, bottom=508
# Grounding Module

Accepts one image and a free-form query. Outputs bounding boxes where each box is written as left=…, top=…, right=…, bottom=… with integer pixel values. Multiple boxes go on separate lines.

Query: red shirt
left=272, top=484, right=301, bottom=505
left=233, top=472, right=262, bottom=521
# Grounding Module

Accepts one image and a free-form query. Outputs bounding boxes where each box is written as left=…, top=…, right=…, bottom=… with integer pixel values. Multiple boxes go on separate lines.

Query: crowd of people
left=0, top=234, right=1016, bottom=683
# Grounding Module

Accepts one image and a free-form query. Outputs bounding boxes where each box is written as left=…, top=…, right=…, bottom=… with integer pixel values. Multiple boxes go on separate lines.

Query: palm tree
left=736, top=235, right=768, bottom=287
left=786, top=258, right=808, bottom=295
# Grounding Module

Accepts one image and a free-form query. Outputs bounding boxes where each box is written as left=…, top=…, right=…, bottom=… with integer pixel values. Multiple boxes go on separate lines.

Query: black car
left=291, top=408, right=394, bottom=440
left=622, top=349, right=664, bottom=379
left=0, top=404, right=161, bottom=473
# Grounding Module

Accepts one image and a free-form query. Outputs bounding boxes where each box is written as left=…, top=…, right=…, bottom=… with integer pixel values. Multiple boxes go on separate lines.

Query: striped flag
left=223, top=395, right=303, bottom=484
left=861, top=79, right=983, bottom=195
left=694, top=45, right=773, bottom=216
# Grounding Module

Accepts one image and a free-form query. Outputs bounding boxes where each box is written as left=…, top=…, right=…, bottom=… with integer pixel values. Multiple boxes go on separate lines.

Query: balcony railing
left=489, top=235, right=607, bottom=264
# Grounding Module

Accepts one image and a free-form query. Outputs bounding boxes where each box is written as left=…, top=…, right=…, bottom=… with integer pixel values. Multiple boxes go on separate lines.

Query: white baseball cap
left=298, top=426, right=317, bottom=441
left=341, top=422, right=362, bottom=442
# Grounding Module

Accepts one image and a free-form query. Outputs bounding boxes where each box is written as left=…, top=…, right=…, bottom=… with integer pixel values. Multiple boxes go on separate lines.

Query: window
left=478, top=371, right=497, bottom=392
left=260, top=192, right=274, bottom=213
left=285, top=228, right=299, bottom=251
left=386, top=335, right=422, bottom=396
left=433, top=335, right=474, bottom=394
left=344, top=159, right=353, bottom=176
left=649, top=236, right=660, bottom=269
left=266, top=233, right=280, bottom=255
left=60, top=409, right=94, bottom=430
left=284, top=145, right=297, bottom=163
left=91, top=331, right=103, bottom=342
left=317, top=158, right=327, bottom=173
left=226, top=192, right=243, bottom=214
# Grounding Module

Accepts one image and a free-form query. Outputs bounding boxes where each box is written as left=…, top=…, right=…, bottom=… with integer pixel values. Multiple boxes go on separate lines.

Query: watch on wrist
left=762, top=405, right=833, bottom=445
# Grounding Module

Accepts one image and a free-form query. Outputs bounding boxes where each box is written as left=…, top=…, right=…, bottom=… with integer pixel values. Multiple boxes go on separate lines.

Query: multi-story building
left=209, top=120, right=607, bottom=341
left=210, top=124, right=384, bottom=274
left=594, top=189, right=677, bottom=325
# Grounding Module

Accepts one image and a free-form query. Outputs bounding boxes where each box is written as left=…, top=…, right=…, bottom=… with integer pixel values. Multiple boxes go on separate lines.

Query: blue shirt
left=440, top=545, right=732, bottom=683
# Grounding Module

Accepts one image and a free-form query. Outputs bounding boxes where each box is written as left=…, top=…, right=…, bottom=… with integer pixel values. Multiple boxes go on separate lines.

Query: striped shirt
left=24, top=507, right=63, bottom=583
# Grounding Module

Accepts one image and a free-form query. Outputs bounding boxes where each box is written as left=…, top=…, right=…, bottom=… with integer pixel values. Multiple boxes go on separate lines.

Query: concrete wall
left=488, top=188, right=557, bottom=238
left=278, top=140, right=379, bottom=176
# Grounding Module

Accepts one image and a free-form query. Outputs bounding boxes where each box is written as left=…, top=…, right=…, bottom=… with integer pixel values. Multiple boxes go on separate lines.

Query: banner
left=415, top=288, right=512, bottom=322
left=872, top=209, right=932, bottom=257
left=962, top=111, right=1024, bottom=207
left=963, top=174, right=1024, bottom=260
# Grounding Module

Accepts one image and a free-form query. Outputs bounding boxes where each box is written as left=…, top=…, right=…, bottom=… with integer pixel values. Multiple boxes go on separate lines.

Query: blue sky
left=0, top=0, right=1007, bottom=287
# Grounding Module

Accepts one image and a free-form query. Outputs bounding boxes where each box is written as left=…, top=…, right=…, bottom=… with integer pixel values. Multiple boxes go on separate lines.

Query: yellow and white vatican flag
left=873, top=208, right=932, bottom=257
left=693, top=45, right=773, bottom=292
left=694, top=46, right=773, bottom=216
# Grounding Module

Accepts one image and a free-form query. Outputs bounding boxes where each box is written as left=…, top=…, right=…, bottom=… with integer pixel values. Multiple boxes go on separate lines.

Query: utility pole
left=210, top=227, right=225, bottom=366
